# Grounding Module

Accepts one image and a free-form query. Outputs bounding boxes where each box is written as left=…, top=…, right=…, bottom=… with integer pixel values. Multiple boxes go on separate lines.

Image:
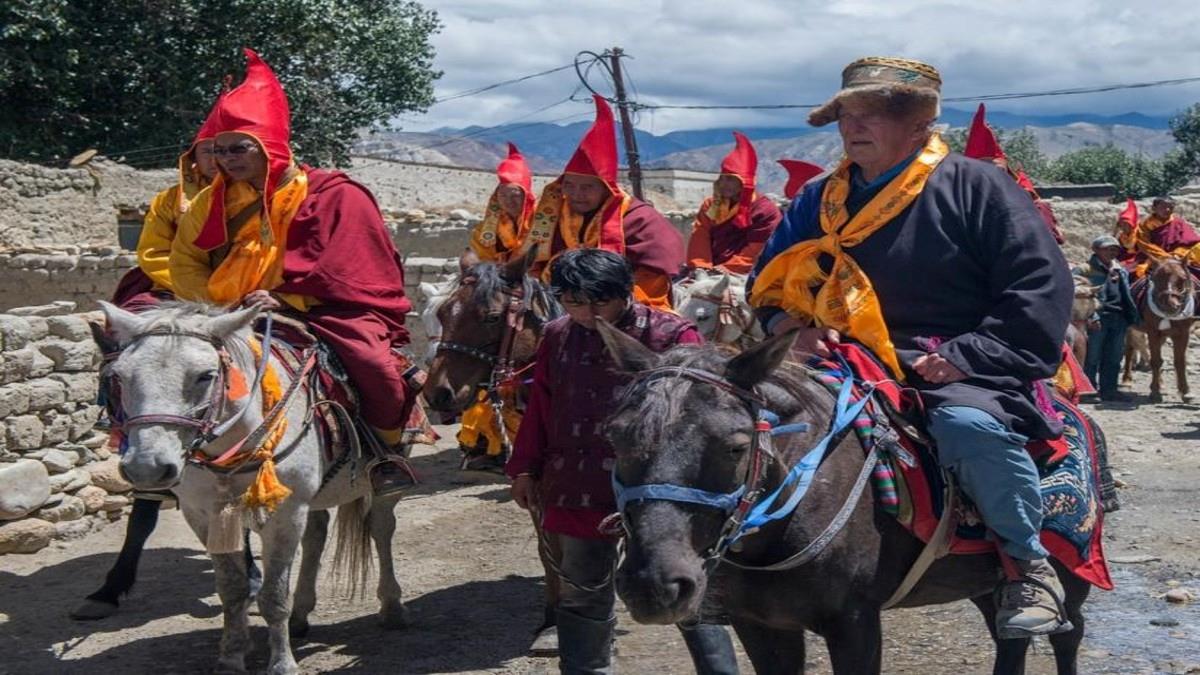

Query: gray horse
left=101, top=302, right=406, bottom=675
left=598, top=325, right=1092, bottom=675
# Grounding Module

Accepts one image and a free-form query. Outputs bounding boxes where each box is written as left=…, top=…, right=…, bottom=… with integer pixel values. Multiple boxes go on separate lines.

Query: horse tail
left=332, top=496, right=374, bottom=599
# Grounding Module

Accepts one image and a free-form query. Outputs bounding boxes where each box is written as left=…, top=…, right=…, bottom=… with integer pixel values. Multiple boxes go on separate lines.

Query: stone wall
left=0, top=159, right=173, bottom=249
left=0, top=247, right=137, bottom=312
left=0, top=303, right=131, bottom=555
left=1050, top=197, right=1200, bottom=265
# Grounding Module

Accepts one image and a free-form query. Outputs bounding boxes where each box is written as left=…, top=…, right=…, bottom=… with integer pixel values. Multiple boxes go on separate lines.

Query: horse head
left=100, top=301, right=260, bottom=490
left=423, top=247, right=561, bottom=412
left=1071, top=275, right=1101, bottom=323
left=674, top=270, right=761, bottom=346
left=1149, top=256, right=1196, bottom=317
left=599, top=323, right=820, bottom=623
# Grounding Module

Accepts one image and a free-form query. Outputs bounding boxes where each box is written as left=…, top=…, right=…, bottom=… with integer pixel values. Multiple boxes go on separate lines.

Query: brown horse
left=1132, top=257, right=1196, bottom=403
left=421, top=248, right=565, bottom=641
left=599, top=326, right=1092, bottom=675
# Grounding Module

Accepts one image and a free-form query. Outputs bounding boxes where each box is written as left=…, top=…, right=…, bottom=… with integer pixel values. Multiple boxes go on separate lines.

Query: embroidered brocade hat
left=808, top=56, right=942, bottom=127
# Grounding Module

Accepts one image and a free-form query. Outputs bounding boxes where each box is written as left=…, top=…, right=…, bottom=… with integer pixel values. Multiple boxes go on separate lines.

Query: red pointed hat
left=176, top=91, right=226, bottom=208
left=720, top=131, right=757, bottom=189
left=1118, top=197, right=1139, bottom=229
left=563, top=94, right=621, bottom=195
left=964, top=103, right=1005, bottom=160
left=192, top=92, right=226, bottom=146
left=194, top=48, right=294, bottom=250
left=777, top=159, right=825, bottom=199
left=497, top=142, right=533, bottom=194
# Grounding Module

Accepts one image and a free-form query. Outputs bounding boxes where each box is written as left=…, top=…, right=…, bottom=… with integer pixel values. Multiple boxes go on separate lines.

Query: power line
left=433, top=63, right=575, bottom=104
left=627, top=74, right=1200, bottom=111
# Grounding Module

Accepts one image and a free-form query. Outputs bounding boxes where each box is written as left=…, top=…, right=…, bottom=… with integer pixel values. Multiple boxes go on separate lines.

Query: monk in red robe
left=111, top=93, right=224, bottom=310
left=469, top=142, right=536, bottom=262
left=686, top=132, right=782, bottom=274
left=1120, top=196, right=1200, bottom=278
left=527, top=95, right=684, bottom=309
left=964, top=103, right=1065, bottom=244
left=171, top=49, right=419, bottom=495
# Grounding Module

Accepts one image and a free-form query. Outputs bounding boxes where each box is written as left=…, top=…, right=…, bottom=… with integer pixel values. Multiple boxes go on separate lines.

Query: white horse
left=417, top=279, right=455, bottom=365
left=101, top=302, right=406, bottom=675
left=673, top=268, right=762, bottom=348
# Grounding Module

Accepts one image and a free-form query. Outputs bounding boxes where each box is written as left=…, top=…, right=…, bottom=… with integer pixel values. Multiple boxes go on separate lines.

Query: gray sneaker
left=995, top=558, right=1073, bottom=639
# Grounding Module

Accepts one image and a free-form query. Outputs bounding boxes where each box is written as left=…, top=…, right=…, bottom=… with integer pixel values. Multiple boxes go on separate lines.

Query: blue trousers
left=927, top=406, right=1049, bottom=560
left=1084, top=315, right=1129, bottom=397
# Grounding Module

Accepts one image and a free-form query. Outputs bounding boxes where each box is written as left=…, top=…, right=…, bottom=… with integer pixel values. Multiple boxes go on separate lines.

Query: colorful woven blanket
left=809, top=344, right=1113, bottom=590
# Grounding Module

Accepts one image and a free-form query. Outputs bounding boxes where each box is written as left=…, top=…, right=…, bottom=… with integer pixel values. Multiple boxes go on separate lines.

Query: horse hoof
left=69, top=599, right=118, bottom=621
left=288, top=618, right=310, bottom=639
left=1149, top=393, right=1164, bottom=403
left=214, top=660, right=248, bottom=674
left=1182, top=394, right=1195, bottom=404
left=378, top=603, right=410, bottom=630
left=267, top=661, right=300, bottom=675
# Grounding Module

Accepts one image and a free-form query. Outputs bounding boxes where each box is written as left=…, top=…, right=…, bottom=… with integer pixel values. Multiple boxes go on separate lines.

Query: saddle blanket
left=810, top=344, right=1113, bottom=590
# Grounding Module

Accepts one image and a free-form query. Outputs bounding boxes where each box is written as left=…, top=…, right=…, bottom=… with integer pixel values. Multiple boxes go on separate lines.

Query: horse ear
left=99, top=300, right=145, bottom=347
left=724, top=328, right=798, bottom=390
left=711, top=273, right=731, bottom=295
left=206, top=305, right=260, bottom=340
left=502, top=244, right=539, bottom=283
left=459, top=248, right=480, bottom=274
left=596, top=318, right=659, bottom=373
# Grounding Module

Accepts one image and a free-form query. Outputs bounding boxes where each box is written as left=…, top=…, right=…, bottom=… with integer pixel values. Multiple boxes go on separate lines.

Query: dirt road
left=2, top=369, right=1198, bottom=674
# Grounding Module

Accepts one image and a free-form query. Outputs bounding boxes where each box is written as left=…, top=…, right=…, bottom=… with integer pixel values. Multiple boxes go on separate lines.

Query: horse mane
left=126, top=301, right=257, bottom=369
left=457, top=262, right=563, bottom=322
left=613, top=344, right=828, bottom=453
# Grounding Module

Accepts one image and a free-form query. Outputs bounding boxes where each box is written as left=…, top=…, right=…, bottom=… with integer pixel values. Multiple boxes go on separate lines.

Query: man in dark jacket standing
left=1076, top=235, right=1140, bottom=402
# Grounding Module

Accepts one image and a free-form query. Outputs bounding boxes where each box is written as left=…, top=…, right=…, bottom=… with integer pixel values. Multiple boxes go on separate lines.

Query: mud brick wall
left=0, top=248, right=137, bottom=313
left=0, top=304, right=134, bottom=555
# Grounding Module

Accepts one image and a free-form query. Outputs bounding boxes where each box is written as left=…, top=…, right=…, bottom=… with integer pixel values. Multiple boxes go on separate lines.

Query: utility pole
left=609, top=47, right=643, bottom=200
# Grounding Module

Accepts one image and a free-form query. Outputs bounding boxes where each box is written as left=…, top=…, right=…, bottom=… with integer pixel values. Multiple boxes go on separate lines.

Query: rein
left=690, top=286, right=756, bottom=341
left=611, top=358, right=874, bottom=572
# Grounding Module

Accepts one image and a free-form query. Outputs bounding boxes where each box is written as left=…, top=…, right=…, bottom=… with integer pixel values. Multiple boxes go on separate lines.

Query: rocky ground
left=1, top=368, right=1198, bottom=674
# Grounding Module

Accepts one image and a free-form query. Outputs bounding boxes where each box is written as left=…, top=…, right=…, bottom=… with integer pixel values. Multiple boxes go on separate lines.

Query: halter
left=689, top=286, right=757, bottom=343
left=611, top=356, right=871, bottom=572
left=112, top=313, right=306, bottom=468
left=1146, top=273, right=1196, bottom=328
left=435, top=277, right=540, bottom=452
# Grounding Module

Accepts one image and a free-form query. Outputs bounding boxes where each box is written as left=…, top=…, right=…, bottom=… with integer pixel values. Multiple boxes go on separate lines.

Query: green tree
left=943, top=126, right=1048, bottom=178
left=1170, top=103, right=1200, bottom=181
left=1, top=0, right=441, bottom=167
left=1044, top=144, right=1191, bottom=198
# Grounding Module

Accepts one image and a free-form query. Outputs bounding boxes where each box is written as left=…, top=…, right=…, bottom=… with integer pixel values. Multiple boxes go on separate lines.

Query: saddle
left=261, top=314, right=436, bottom=463
left=809, top=344, right=1114, bottom=590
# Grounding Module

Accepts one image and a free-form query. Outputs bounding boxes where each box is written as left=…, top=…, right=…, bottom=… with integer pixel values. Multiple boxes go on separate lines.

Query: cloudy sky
left=401, top=0, right=1200, bottom=134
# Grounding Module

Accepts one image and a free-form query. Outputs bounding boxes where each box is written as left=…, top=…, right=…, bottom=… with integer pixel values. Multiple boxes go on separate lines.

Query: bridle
left=689, top=285, right=757, bottom=343
left=435, top=277, right=542, bottom=451
left=611, top=358, right=874, bottom=573
left=112, top=314, right=312, bottom=469
left=1147, top=260, right=1197, bottom=326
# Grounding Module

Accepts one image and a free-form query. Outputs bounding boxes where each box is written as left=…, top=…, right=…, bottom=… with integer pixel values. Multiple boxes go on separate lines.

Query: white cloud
left=407, top=0, right=1200, bottom=133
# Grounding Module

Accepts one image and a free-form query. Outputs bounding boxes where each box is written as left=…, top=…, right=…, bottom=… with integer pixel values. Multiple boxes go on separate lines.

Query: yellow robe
left=137, top=180, right=205, bottom=292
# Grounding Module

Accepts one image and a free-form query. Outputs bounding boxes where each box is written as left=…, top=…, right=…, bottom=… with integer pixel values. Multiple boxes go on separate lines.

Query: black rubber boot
left=678, top=622, right=739, bottom=675
left=556, top=608, right=615, bottom=674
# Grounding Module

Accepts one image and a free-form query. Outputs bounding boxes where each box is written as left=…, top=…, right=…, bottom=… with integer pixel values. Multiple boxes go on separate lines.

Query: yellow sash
left=470, top=191, right=530, bottom=261
left=750, top=134, right=949, bottom=378
left=207, top=173, right=309, bottom=305
left=527, top=179, right=631, bottom=277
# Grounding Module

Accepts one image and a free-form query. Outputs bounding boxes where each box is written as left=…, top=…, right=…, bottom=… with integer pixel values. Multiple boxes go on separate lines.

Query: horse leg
left=970, top=594, right=1028, bottom=675
left=732, top=619, right=807, bottom=675
left=1173, top=326, right=1192, bottom=403
left=258, top=506, right=307, bottom=675
left=1149, top=329, right=1165, bottom=403
left=71, top=497, right=160, bottom=620
left=212, top=551, right=253, bottom=673
left=1121, top=336, right=1134, bottom=385
left=369, top=495, right=409, bottom=629
left=1047, top=563, right=1090, bottom=675
left=288, top=509, right=329, bottom=639
left=822, top=605, right=883, bottom=675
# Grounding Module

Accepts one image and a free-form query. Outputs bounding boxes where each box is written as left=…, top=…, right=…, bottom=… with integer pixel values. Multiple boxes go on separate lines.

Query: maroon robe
left=273, top=169, right=414, bottom=432
left=506, top=304, right=701, bottom=538
left=692, top=195, right=782, bottom=273
left=544, top=198, right=685, bottom=278
left=1148, top=215, right=1200, bottom=251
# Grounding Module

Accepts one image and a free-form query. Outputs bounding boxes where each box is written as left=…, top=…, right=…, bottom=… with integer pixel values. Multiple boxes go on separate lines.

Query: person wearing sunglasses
left=170, top=48, right=426, bottom=497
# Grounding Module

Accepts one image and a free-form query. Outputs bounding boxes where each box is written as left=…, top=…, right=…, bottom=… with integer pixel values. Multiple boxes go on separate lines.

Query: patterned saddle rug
left=810, top=344, right=1114, bottom=590
left=263, top=315, right=437, bottom=463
